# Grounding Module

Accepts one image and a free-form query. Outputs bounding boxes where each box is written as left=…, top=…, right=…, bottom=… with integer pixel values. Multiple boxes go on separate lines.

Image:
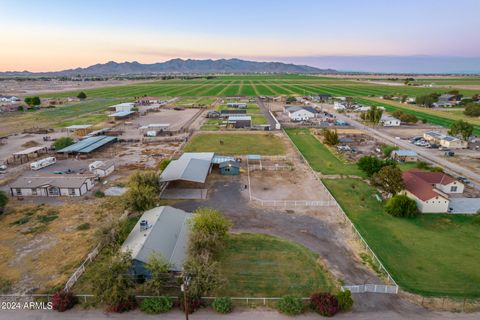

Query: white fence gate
left=342, top=284, right=398, bottom=294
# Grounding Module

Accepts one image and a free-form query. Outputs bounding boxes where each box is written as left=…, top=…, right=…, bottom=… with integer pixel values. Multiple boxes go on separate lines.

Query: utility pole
left=182, top=274, right=191, bottom=320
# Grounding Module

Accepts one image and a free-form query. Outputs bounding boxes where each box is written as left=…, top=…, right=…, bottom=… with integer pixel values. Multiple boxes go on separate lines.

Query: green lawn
left=285, top=128, right=364, bottom=176
left=184, top=133, right=286, bottom=155
left=323, top=178, right=480, bottom=298
left=218, top=233, right=335, bottom=297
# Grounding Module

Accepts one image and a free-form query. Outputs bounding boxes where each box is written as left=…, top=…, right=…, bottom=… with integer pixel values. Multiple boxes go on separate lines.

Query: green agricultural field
left=40, top=76, right=480, bottom=99
left=0, top=98, right=125, bottom=135
left=285, top=128, right=364, bottom=176
left=184, top=133, right=286, bottom=155
left=218, top=233, right=335, bottom=297
left=355, top=98, right=480, bottom=135
left=323, top=178, right=480, bottom=298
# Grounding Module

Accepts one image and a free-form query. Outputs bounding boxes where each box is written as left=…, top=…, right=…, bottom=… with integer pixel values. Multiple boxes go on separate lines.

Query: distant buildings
left=380, top=115, right=401, bottom=127
left=0, top=95, right=20, bottom=103
left=402, top=169, right=464, bottom=213
left=423, top=131, right=467, bottom=149
left=227, top=115, right=252, bottom=128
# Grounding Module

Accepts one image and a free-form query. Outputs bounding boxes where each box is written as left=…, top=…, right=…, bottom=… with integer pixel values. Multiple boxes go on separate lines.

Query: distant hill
left=0, top=58, right=336, bottom=76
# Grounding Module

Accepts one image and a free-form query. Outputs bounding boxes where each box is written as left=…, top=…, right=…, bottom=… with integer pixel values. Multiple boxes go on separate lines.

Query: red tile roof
left=402, top=169, right=451, bottom=201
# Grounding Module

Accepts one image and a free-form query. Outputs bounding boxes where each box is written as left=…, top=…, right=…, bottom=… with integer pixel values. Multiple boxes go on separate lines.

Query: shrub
left=336, top=290, right=353, bottom=311
left=0, top=277, right=12, bottom=294
left=310, top=293, right=339, bottom=317
left=211, top=297, right=233, bottom=314
left=77, top=91, right=87, bottom=99
left=385, top=194, right=419, bottom=218
left=0, top=190, right=8, bottom=214
left=94, top=190, right=105, bottom=198
left=76, top=223, right=90, bottom=231
left=53, top=137, right=74, bottom=150
left=276, top=296, right=305, bottom=316
left=157, top=159, right=171, bottom=171
left=52, top=289, right=76, bottom=312
left=139, top=297, right=173, bottom=314
left=106, top=297, right=137, bottom=313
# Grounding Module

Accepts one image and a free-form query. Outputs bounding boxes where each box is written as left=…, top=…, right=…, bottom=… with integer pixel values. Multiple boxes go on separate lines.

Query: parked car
left=444, top=151, right=455, bottom=157
left=457, top=176, right=471, bottom=184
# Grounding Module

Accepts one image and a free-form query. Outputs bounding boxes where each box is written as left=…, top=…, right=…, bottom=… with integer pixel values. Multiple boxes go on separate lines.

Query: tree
left=52, top=137, right=74, bottom=150
left=385, top=194, right=418, bottom=218
left=77, top=91, right=87, bottom=99
left=381, top=144, right=399, bottom=158
left=416, top=94, right=437, bottom=107
left=144, top=253, right=172, bottom=296
left=357, top=156, right=395, bottom=177
left=124, top=183, right=158, bottom=212
left=322, top=128, right=339, bottom=146
left=363, top=106, right=383, bottom=124
left=188, top=208, right=231, bottom=258
left=449, top=120, right=474, bottom=140
left=157, top=159, right=171, bottom=171
left=92, top=252, right=136, bottom=311
left=464, top=103, right=480, bottom=117
left=24, top=96, right=41, bottom=107
left=128, top=170, right=160, bottom=192
left=286, top=96, right=296, bottom=104
left=0, top=191, right=8, bottom=214
left=372, top=165, right=405, bottom=195
left=183, top=253, right=224, bottom=298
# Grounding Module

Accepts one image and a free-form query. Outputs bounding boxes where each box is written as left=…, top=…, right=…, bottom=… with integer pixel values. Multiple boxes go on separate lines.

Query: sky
left=1, top=0, right=480, bottom=73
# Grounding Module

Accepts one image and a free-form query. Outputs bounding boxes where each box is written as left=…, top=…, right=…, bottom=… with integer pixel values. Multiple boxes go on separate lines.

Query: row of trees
left=391, top=110, right=418, bottom=123
left=449, top=120, right=474, bottom=141
left=360, top=105, right=383, bottom=124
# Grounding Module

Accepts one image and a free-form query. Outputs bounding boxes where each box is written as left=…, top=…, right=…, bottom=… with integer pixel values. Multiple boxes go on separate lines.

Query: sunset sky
left=1, top=0, right=480, bottom=73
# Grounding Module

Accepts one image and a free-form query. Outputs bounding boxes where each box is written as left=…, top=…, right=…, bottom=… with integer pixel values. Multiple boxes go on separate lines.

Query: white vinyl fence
left=342, top=284, right=398, bottom=294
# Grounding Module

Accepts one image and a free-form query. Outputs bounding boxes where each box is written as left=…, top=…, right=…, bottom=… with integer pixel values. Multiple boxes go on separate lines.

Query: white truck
left=30, top=157, right=56, bottom=170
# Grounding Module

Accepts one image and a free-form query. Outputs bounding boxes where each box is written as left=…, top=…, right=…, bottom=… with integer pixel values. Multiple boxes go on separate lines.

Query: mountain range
left=0, top=58, right=336, bottom=76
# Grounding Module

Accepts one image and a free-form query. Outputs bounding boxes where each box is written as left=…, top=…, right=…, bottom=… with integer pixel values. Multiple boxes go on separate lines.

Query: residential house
left=227, top=102, right=247, bottom=109
left=402, top=169, right=464, bottom=213
left=285, top=106, right=317, bottom=121
left=110, top=102, right=135, bottom=112
left=0, top=95, right=20, bottom=103
left=89, top=160, right=115, bottom=178
left=381, top=115, right=401, bottom=127
left=120, top=206, right=192, bottom=276
left=391, top=150, right=418, bottom=162
left=10, top=175, right=95, bottom=197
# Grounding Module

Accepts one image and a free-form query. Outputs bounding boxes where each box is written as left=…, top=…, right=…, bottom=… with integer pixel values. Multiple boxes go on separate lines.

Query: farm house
left=10, top=175, right=95, bottom=197
left=120, top=206, right=192, bottom=276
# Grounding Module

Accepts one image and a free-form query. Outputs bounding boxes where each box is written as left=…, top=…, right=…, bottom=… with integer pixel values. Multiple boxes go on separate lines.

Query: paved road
left=319, top=104, right=480, bottom=188
left=1, top=308, right=480, bottom=320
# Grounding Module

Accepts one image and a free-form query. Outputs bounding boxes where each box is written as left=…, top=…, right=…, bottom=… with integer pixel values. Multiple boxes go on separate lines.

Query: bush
left=76, top=223, right=90, bottom=231
left=0, top=277, right=12, bottom=294
left=53, top=137, right=74, bottom=150
left=276, top=296, right=305, bottom=316
left=52, top=289, right=76, bottom=312
left=336, top=290, right=353, bottom=311
left=211, top=297, right=233, bottom=314
left=106, top=297, right=137, bottom=313
left=310, top=293, right=339, bottom=317
left=0, top=190, right=8, bottom=214
left=158, top=159, right=171, bottom=171
left=385, top=194, right=419, bottom=218
left=139, top=297, right=173, bottom=314
left=94, top=190, right=105, bottom=198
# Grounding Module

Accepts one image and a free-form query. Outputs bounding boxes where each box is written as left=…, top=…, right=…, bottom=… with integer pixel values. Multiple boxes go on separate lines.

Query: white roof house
left=285, top=106, right=317, bottom=121
left=159, top=152, right=215, bottom=183
left=120, top=206, right=192, bottom=272
left=381, top=115, right=401, bottom=127
left=111, top=102, right=135, bottom=112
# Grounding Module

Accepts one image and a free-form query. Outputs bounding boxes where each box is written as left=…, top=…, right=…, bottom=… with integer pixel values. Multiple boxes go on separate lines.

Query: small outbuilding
left=219, top=161, right=240, bottom=175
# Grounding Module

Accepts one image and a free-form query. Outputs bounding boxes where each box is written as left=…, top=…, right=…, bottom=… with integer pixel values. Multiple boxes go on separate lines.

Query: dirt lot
left=0, top=197, right=124, bottom=293
left=377, top=123, right=446, bottom=140
left=249, top=168, right=331, bottom=201
left=120, top=108, right=199, bottom=140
